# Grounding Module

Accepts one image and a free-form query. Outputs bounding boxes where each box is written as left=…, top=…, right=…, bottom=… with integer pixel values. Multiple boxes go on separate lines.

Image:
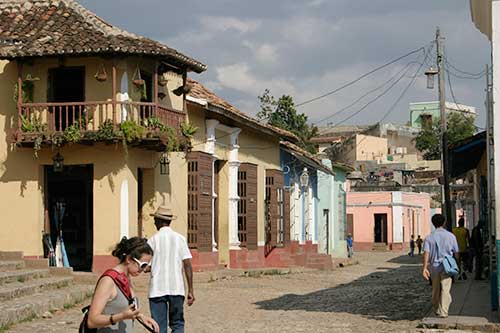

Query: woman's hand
left=120, top=304, right=140, bottom=320
left=138, top=314, right=160, bottom=333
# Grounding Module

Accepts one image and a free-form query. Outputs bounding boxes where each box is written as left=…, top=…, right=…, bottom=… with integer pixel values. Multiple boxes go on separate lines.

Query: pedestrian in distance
left=422, top=214, right=459, bottom=319
left=470, top=220, right=485, bottom=280
left=147, top=206, right=195, bottom=333
left=346, top=233, right=354, bottom=258
left=86, top=237, right=160, bottom=333
left=452, top=218, right=470, bottom=280
left=408, top=235, right=415, bottom=257
left=416, top=235, right=423, bottom=255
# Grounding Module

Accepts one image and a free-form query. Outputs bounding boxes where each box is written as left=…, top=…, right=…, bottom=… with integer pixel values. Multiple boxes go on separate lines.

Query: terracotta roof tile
left=0, top=0, right=206, bottom=73
left=187, top=78, right=298, bottom=142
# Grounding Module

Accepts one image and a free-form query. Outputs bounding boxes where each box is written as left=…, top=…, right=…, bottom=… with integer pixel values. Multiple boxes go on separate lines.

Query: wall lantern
left=159, top=153, right=170, bottom=175
left=53, top=152, right=64, bottom=173
left=299, top=167, right=309, bottom=188
left=425, top=67, right=438, bottom=89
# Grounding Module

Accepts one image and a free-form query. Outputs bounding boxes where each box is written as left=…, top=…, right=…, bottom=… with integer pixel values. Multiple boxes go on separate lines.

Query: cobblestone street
left=6, top=252, right=463, bottom=333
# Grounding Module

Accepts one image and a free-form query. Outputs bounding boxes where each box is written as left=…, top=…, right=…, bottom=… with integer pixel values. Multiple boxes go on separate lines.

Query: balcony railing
left=18, top=101, right=185, bottom=134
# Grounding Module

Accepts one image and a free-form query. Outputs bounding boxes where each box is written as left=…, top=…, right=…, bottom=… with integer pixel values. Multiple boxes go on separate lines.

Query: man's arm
left=183, top=259, right=195, bottom=306
left=423, top=251, right=430, bottom=280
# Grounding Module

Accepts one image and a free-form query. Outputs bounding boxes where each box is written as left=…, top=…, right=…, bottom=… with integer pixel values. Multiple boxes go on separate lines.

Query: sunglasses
left=133, top=257, right=150, bottom=271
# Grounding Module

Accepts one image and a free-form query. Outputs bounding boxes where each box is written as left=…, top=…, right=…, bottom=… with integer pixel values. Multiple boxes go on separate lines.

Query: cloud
left=200, top=16, right=261, bottom=33
left=214, top=63, right=296, bottom=97
left=242, top=40, right=279, bottom=64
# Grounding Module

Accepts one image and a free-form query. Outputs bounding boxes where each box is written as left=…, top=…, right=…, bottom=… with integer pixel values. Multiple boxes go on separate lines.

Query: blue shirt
left=423, top=228, right=459, bottom=274
left=346, top=237, right=353, bottom=247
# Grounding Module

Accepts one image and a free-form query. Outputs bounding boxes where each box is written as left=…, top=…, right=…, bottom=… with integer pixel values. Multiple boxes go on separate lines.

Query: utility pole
left=436, top=27, right=453, bottom=230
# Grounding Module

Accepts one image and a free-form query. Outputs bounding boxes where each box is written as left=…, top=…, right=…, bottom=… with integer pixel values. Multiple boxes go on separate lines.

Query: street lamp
left=52, top=152, right=64, bottom=173
left=300, top=168, right=309, bottom=188
left=159, top=153, right=170, bottom=175
left=425, top=67, right=438, bottom=89
left=300, top=168, right=309, bottom=241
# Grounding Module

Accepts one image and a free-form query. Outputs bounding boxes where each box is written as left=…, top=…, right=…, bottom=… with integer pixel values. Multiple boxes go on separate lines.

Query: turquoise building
left=317, top=159, right=353, bottom=258
left=409, top=101, right=476, bottom=129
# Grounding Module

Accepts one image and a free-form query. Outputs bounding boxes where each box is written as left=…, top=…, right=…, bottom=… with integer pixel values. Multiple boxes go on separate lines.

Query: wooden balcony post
left=154, top=60, right=159, bottom=118
left=112, top=59, right=117, bottom=126
left=17, top=61, right=23, bottom=131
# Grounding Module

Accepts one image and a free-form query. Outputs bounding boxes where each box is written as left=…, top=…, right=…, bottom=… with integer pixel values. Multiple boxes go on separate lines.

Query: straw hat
left=150, top=205, right=177, bottom=221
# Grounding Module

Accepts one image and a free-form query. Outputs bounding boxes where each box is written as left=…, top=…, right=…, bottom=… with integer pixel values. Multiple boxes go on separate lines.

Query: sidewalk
left=420, top=275, right=499, bottom=331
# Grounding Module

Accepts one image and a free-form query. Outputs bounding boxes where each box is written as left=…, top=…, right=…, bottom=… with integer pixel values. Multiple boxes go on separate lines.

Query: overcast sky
left=80, top=0, right=491, bottom=128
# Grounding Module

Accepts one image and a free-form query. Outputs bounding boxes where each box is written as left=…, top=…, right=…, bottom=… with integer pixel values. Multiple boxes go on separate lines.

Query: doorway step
left=372, top=242, right=388, bottom=251
left=0, top=251, right=93, bottom=330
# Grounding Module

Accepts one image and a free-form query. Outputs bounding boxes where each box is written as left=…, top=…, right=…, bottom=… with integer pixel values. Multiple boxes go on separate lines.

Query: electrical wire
left=295, top=46, right=428, bottom=107
left=444, top=56, right=486, bottom=78
left=312, top=61, right=422, bottom=126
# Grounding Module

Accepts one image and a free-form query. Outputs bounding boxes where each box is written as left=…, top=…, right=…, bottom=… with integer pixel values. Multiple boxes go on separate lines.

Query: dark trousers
left=474, top=249, right=484, bottom=279
left=149, top=295, right=185, bottom=333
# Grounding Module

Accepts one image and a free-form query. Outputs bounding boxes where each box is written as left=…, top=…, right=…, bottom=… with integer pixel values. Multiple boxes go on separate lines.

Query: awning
left=449, top=131, right=486, bottom=178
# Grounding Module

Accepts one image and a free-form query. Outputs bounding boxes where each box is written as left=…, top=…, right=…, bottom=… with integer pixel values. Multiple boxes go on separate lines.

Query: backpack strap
left=101, top=269, right=132, bottom=300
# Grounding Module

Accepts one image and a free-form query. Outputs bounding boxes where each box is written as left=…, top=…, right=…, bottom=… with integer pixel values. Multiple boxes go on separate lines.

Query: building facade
left=346, top=191, right=432, bottom=251
left=0, top=0, right=208, bottom=272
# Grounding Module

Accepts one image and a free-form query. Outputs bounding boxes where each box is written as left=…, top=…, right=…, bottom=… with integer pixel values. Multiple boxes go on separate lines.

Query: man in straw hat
left=147, top=205, right=194, bottom=333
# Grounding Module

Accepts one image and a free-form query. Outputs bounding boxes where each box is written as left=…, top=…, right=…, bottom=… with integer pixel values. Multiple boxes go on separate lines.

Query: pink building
left=346, top=191, right=432, bottom=251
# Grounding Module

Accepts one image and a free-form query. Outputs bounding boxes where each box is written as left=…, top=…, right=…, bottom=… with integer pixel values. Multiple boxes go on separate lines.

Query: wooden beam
left=17, top=61, right=23, bottom=131
left=112, top=59, right=117, bottom=126
left=154, top=60, right=159, bottom=117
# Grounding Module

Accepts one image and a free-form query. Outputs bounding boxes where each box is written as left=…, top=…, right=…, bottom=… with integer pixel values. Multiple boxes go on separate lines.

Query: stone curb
left=194, top=266, right=309, bottom=283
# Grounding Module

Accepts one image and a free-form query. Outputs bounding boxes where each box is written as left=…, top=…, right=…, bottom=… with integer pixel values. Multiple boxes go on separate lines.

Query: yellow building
left=0, top=0, right=205, bottom=272
left=185, top=79, right=306, bottom=269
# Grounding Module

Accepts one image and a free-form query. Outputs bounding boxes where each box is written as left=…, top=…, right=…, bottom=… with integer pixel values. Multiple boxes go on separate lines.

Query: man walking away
left=346, top=234, right=353, bottom=258
left=147, top=206, right=195, bottom=333
left=423, top=214, right=459, bottom=318
left=452, top=218, right=470, bottom=280
left=416, top=235, right=423, bottom=255
left=470, top=220, right=485, bottom=280
left=408, top=235, right=415, bottom=257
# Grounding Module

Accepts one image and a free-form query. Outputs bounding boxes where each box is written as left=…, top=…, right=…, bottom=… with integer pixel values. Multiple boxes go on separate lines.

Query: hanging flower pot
left=94, top=63, right=108, bottom=82
left=132, top=67, right=145, bottom=87
left=158, top=76, right=168, bottom=87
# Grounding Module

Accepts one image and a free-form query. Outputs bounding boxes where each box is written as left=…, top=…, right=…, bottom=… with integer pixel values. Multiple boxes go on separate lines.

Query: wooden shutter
left=187, top=151, right=213, bottom=252
left=238, top=163, right=257, bottom=249
left=265, top=169, right=285, bottom=254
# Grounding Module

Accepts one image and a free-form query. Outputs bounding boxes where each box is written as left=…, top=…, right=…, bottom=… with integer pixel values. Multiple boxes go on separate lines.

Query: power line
left=295, top=45, right=429, bottom=107
left=312, top=61, right=422, bottom=126
left=444, top=56, right=486, bottom=78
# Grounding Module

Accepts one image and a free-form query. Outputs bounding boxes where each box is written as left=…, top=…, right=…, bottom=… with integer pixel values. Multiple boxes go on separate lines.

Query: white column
left=205, top=119, right=220, bottom=251
left=293, top=182, right=302, bottom=242
left=205, top=119, right=219, bottom=155
left=228, top=129, right=241, bottom=249
left=211, top=158, right=218, bottom=251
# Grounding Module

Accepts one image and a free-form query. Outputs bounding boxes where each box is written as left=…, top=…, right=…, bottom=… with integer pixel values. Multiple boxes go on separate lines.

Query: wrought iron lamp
left=299, top=167, right=309, bottom=188
left=53, top=152, right=64, bottom=173
left=159, top=153, right=170, bottom=175
left=425, top=67, right=438, bottom=89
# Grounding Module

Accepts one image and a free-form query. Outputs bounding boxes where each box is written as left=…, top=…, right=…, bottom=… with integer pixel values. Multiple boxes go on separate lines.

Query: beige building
left=185, top=79, right=308, bottom=269
left=0, top=0, right=205, bottom=272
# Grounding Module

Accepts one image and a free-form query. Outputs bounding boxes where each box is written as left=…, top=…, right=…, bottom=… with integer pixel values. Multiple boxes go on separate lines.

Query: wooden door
left=187, top=152, right=213, bottom=252
left=238, top=163, right=257, bottom=249
left=265, top=169, right=289, bottom=255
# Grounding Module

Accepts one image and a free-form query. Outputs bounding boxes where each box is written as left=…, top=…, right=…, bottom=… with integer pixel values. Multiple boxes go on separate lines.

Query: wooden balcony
left=15, top=101, right=186, bottom=151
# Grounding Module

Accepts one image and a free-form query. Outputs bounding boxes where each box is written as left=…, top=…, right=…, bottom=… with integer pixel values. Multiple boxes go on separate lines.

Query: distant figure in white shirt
left=147, top=206, right=194, bottom=333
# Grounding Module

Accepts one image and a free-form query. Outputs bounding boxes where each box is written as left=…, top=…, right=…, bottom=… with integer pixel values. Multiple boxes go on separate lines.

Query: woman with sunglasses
left=87, top=237, right=160, bottom=332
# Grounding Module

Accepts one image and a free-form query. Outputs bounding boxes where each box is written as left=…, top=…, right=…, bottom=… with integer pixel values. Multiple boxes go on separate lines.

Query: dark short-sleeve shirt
left=423, top=228, right=459, bottom=274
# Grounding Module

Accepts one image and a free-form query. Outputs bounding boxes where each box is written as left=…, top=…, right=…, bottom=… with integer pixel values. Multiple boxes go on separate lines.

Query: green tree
left=257, top=89, right=318, bottom=154
left=415, top=112, right=476, bottom=160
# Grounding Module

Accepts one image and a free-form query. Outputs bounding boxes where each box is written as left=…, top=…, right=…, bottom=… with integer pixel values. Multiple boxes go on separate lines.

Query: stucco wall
left=355, top=135, right=388, bottom=161
left=347, top=191, right=431, bottom=251
left=0, top=57, right=182, bottom=260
